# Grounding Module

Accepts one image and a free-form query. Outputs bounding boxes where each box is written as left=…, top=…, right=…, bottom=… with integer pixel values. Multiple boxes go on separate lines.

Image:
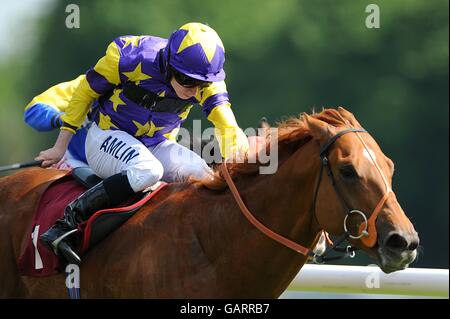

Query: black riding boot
left=40, top=181, right=110, bottom=264
left=40, top=172, right=135, bottom=265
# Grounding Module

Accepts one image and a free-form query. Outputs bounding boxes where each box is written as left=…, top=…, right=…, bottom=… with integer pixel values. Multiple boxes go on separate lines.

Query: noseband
left=221, top=126, right=392, bottom=262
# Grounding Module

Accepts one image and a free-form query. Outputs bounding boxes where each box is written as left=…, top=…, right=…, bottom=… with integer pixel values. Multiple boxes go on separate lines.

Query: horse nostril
left=385, top=233, right=408, bottom=251
left=407, top=238, right=419, bottom=251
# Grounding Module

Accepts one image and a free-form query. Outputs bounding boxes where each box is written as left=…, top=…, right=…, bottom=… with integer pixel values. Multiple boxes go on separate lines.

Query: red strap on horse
left=220, top=162, right=312, bottom=256
left=359, top=190, right=392, bottom=247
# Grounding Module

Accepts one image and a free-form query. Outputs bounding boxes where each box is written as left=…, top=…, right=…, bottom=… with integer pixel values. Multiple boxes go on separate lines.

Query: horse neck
left=196, top=140, right=323, bottom=297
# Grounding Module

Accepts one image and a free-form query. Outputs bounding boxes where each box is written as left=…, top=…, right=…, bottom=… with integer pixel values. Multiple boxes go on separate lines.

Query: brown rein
left=219, top=162, right=312, bottom=256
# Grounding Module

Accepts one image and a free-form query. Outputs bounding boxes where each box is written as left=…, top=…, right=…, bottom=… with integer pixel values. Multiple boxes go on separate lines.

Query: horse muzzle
left=377, top=230, right=420, bottom=273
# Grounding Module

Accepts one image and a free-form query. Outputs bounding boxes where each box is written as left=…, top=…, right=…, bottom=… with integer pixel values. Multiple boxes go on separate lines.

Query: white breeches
left=85, top=123, right=212, bottom=192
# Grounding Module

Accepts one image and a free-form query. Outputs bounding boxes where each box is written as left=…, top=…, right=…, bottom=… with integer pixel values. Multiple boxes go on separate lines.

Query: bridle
left=220, top=125, right=393, bottom=262
left=311, top=128, right=368, bottom=262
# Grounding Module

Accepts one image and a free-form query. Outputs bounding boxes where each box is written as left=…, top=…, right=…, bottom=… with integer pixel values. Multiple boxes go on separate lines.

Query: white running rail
left=287, top=264, right=449, bottom=298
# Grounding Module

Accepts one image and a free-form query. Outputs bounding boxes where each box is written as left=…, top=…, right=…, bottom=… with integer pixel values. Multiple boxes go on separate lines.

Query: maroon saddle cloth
left=18, top=171, right=166, bottom=277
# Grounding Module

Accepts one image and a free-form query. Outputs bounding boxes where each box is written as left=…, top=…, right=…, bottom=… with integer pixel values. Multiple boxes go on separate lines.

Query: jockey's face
left=170, top=76, right=199, bottom=100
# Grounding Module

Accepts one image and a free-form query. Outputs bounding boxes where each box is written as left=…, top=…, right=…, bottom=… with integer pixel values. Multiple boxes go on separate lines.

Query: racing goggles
left=170, top=67, right=210, bottom=88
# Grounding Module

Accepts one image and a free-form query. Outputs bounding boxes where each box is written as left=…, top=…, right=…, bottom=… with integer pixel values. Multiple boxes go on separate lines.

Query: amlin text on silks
left=100, top=136, right=140, bottom=164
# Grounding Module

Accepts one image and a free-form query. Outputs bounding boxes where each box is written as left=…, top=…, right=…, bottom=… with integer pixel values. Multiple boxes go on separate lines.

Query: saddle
left=18, top=167, right=166, bottom=277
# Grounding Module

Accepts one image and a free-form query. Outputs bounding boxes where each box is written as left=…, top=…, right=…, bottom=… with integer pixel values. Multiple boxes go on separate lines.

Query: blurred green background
left=0, top=0, right=448, bottom=268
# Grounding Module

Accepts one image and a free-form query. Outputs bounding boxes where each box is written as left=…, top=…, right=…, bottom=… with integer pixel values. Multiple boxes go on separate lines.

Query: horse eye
left=340, top=165, right=358, bottom=180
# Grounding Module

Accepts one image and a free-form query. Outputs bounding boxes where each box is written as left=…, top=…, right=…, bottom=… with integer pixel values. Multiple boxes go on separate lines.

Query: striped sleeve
left=60, top=41, right=121, bottom=133
left=197, top=81, right=230, bottom=117
left=24, top=75, right=86, bottom=131
left=25, top=75, right=85, bottom=113
left=207, top=104, right=249, bottom=159
left=24, top=103, right=62, bottom=132
left=197, top=81, right=249, bottom=158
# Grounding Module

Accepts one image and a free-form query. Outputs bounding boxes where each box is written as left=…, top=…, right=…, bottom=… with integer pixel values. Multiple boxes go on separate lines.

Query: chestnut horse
left=0, top=107, right=419, bottom=298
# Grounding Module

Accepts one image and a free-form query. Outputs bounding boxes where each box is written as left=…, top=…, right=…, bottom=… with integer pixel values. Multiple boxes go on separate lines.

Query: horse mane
left=194, top=108, right=351, bottom=190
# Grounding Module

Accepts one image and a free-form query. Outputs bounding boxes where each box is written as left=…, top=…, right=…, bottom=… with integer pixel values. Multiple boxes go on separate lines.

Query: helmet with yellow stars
left=165, top=22, right=225, bottom=82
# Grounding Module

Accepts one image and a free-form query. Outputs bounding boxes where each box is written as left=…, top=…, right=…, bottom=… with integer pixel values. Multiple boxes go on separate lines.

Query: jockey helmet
left=165, top=22, right=225, bottom=82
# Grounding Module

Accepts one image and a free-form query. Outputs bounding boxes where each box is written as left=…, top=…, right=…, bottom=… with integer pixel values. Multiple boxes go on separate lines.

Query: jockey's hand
left=35, top=146, right=66, bottom=168
left=226, top=136, right=267, bottom=163
left=35, top=129, right=74, bottom=168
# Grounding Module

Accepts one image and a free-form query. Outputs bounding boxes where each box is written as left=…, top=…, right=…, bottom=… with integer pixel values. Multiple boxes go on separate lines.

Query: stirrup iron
left=50, top=229, right=79, bottom=254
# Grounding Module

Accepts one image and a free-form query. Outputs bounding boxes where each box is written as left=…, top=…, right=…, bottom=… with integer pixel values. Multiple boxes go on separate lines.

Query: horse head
left=301, top=107, right=419, bottom=273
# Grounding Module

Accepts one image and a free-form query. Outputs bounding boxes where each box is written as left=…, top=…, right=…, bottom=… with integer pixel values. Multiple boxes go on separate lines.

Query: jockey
left=24, top=75, right=90, bottom=168
left=36, top=22, right=249, bottom=264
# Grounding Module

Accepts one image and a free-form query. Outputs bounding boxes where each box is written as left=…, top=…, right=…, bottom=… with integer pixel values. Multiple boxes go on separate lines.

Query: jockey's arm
left=36, top=40, right=121, bottom=166
left=207, top=104, right=249, bottom=159
left=24, top=75, right=85, bottom=132
left=60, top=41, right=121, bottom=133
left=198, top=81, right=249, bottom=159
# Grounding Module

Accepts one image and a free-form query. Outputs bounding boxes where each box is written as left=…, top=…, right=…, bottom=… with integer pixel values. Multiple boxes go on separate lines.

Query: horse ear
left=258, top=117, right=271, bottom=130
left=337, top=107, right=362, bottom=128
left=302, top=113, right=333, bottom=142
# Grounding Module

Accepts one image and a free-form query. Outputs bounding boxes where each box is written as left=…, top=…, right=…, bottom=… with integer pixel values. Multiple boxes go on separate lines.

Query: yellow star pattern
left=178, top=105, right=193, bottom=120
left=177, top=24, right=224, bottom=63
left=146, top=121, right=165, bottom=137
left=158, top=91, right=166, bottom=97
left=132, top=120, right=151, bottom=137
left=122, top=62, right=151, bottom=85
left=163, top=127, right=180, bottom=141
left=120, top=36, right=141, bottom=49
left=109, top=90, right=125, bottom=112
left=132, top=120, right=164, bottom=137
left=98, top=113, right=118, bottom=130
